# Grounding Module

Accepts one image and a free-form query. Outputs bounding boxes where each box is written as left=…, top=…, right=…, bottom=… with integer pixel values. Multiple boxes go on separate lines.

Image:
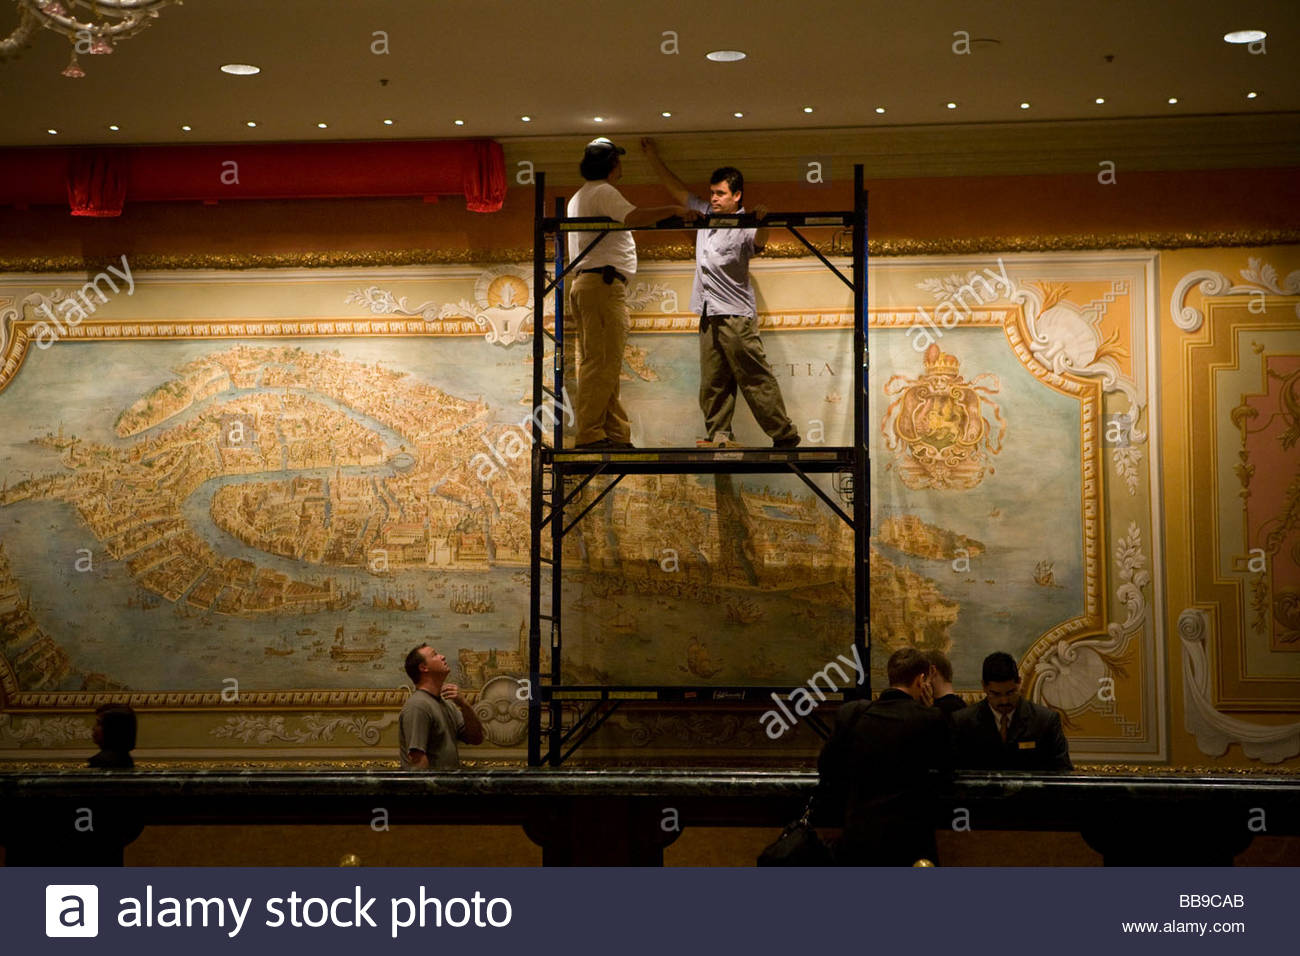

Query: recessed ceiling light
left=316, top=122, right=327, bottom=129
left=946, top=102, right=957, bottom=109
left=1223, top=29, right=1266, bottom=44
left=47, top=128, right=58, bottom=135
left=1095, top=97, right=1106, bottom=104
left=875, top=107, right=886, bottom=114
left=733, top=112, right=744, bottom=118
left=592, top=116, right=603, bottom=123
left=1167, top=97, right=1178, bottom=105
left=1247, top=91, right=1258, bottom=99
left=661, top=111, right=672, bottom=117
left=382, top=118, right=394, bottom=125
left=246, top=121, right=257, bottom=128
left=220, top=63, right=260, bottom=76
left=706, top=50, right=746, bottom=62
left=454, top=119, right=465, bottom=126
left=108, top=124, right=120, bottom=131
left=181, top=125, right=192, bottom=132
left=1019, top=102, right=1030, bottom=110
left=802, top=106, right=814, bottom=113
left=520, top=115, right=531, bottom=122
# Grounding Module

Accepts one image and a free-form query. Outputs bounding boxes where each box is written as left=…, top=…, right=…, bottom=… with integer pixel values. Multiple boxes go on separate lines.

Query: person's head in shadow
left=89, top=704, right=136, bottom=768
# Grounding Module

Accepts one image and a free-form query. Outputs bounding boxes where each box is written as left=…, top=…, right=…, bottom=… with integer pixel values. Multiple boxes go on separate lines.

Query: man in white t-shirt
left=566, top=137, right=695, bottom=448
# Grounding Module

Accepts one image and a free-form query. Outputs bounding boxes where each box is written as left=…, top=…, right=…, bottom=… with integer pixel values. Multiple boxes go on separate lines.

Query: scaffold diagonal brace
left=786, top=226, right=853, bottom=290
left=561, top=472, right=625, bottom=537
left=789, top=463, right=854, bottom=528
left=543, top=231, right=610, bottom=297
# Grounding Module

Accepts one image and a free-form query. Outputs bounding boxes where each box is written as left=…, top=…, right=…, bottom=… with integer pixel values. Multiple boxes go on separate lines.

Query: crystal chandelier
left=0, top=0, right=180, bottom=78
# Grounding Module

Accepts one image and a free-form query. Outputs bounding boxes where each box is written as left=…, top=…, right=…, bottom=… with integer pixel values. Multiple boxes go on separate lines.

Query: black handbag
left=757, top=795, right=833, bottom=866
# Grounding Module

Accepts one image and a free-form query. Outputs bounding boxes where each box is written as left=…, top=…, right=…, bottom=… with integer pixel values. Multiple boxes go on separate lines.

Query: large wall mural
left=0, top=247, right=1293, bottom=765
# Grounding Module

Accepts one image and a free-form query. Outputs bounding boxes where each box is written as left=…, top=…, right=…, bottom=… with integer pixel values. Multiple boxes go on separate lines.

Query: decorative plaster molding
left=3, top=231, right=1298, bottom=276
left=1179, top=608, right=1300, bottom=763
left=347, top=285, right=477, bottom=323
left=5, top=689, right=408, bottom=709
left=0, top=311, right=488, bottom=395
left=1014, top=277, right=1147, bottom=443
left=473, top=675, right=529, bottom=747
left=1113, top=447, right=1143, bottom=496
left=626, top=280, right=679, bottom=313
left=348, top=266, right=541, bottom=346
left=1171, top=257, right=1300, bottom=333
left=0, top=713, right=90, bottom=747
left=209, top=712, right=397, bottom=746
left=0, top=295, right=11, bottom=359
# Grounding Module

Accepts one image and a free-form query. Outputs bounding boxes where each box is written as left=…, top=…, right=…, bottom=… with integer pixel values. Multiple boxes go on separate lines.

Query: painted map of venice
left=0, top=317, right=1090, bottom=699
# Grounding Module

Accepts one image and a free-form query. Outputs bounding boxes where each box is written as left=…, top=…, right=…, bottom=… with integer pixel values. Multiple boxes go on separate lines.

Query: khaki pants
left=699, top=312, right=797, bottom=442
left=569, top=272, right=632, bottom=445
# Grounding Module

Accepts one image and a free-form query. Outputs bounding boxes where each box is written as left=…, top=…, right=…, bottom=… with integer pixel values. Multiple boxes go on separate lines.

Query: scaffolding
left=528, top=165, right=869, bottom=766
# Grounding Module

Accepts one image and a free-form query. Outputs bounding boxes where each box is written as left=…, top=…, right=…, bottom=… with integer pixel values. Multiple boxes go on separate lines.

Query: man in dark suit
left=923, top=649, right=966, bottom=716
left=953, top=651, right=1072, bottom=771
left=817, top=647, right=953, bottom=865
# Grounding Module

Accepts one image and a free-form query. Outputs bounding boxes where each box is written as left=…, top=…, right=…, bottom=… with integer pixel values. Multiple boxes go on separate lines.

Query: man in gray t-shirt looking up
left=642, top=137, right=799, bottom=449
left=399, top=644, right=485, bottom=770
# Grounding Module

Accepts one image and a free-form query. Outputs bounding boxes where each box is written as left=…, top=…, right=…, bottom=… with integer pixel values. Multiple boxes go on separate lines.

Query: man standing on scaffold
left=567, top=137, right=697, bottom=449
left=641, top=137, right=800, bottom=449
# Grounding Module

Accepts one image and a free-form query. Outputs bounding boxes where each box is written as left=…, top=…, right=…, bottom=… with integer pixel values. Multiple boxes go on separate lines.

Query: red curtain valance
left=0, top=139, right=506, bottom=216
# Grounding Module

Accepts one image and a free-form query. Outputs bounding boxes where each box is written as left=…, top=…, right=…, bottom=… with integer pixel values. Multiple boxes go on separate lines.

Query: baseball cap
left=584, top=136, right=626, bottom=156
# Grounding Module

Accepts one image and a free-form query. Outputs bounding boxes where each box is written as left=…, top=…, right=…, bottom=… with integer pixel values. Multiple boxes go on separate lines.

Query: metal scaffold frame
left=528, top=165, right=869, bottom=766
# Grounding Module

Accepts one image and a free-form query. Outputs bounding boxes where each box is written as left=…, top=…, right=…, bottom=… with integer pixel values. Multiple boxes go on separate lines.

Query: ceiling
left=1, top=0, right=1297, bottom=157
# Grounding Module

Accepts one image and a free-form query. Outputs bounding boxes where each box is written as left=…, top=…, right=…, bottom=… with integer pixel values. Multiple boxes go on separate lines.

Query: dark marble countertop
left=1, top=768, right=1296, bottom=822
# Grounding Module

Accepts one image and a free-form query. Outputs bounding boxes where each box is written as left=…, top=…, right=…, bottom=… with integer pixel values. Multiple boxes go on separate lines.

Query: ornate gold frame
left=1, top=228, right=1296, bottom=275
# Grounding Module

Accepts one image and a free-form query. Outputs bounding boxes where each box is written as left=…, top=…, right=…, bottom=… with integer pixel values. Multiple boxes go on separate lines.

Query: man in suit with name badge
left=953, top=651, right=1072, bottom=771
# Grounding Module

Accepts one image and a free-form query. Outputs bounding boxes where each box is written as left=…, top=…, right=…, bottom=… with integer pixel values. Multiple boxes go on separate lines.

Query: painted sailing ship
left=683, top=636, right=722, bottom=678
left=1033, top=560, right=1056, bottom=587
left=329, top=624, right=386, bottom=662
left=264, top=635, right=295, bottom=657
left=449, top=584, right=495, bottom=615
left=372, top=585, right=420, bottom=611
left=325, top=581, right=360, bottom=611
left=725, top=597, right=765, bottom=625
left=602, top=607, right=635, bottom=634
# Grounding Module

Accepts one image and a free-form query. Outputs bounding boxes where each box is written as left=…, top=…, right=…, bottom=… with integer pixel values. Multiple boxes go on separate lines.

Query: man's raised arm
left=640, top=137, right=693, bottom=206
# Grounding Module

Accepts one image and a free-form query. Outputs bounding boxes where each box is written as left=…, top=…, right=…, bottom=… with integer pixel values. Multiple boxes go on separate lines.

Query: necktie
left=999, top=714, right=1010, bottom=742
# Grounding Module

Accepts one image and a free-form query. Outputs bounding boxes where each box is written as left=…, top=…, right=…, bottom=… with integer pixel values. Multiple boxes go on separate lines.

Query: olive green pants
left=699, top=312, right=797, bottom=442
